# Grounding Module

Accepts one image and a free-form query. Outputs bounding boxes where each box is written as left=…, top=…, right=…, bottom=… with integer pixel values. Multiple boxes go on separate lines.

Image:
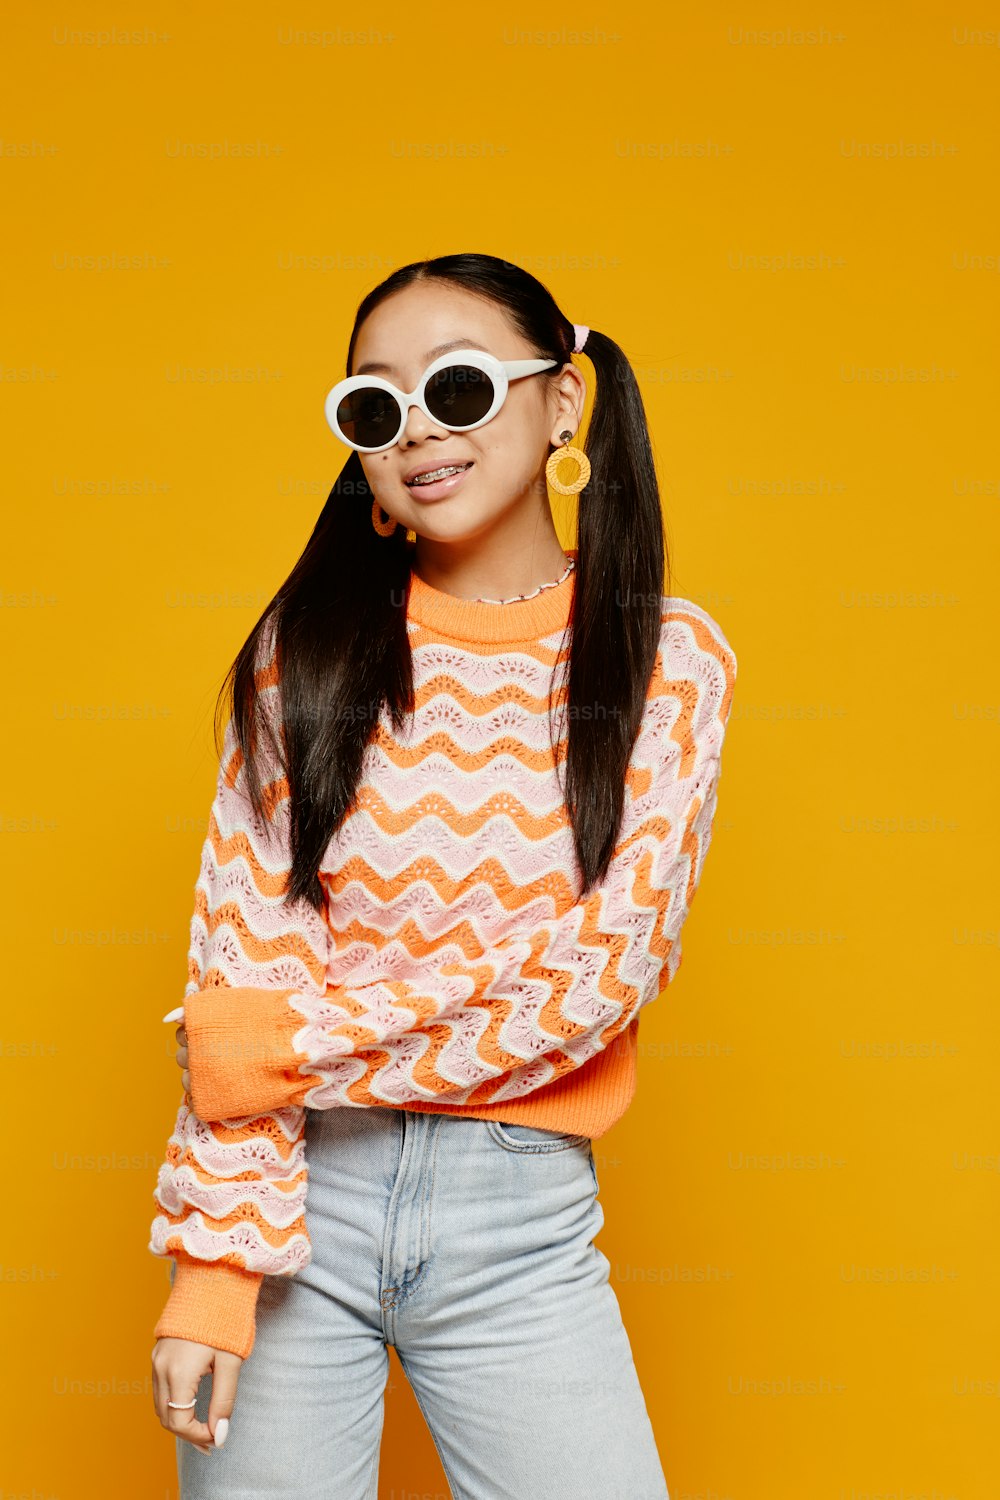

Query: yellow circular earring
left=545, top=429, right=591, bottom=496
left=371, top=498, right=398, bottom=536
left=371, top=498, right=417, bottom=543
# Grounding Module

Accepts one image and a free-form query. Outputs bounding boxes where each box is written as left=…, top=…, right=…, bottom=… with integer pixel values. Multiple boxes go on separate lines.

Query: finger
left=181, top=1069, right=190, bottom=1093
left=176, top=1043, right=188, bottom=1068
left=172, top=1403, right=216, bottom=1456
left=206, top=1349, right=243, bottom=1447
left=151, top=1340, right=174, bottom=1427
left=150, top=1347, right=210, bottom=1455
left=151, top=1348, right=163, bottom=1423
left=159, top=1375, right=216, bottom=1454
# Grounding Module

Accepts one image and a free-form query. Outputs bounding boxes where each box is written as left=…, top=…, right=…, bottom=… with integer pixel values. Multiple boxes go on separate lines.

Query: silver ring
left=167, top=1398, right=198, bottom=1409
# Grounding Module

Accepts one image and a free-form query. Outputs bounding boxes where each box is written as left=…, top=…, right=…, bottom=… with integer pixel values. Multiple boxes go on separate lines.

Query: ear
left=549, top=363, right=587, bottom=445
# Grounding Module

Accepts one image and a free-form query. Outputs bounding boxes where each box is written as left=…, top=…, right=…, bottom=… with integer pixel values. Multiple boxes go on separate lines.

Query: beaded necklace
left=469, top=555, right=576, bottom=606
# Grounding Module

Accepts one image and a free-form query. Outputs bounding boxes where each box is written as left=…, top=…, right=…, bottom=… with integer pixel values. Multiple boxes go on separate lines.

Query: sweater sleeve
left=181, top=607, right=736, bottom=1126
left=148, top=657, right=332, bottom=1360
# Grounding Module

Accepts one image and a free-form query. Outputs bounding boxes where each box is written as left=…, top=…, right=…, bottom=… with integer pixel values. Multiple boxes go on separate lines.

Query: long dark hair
left=215, top=252, right=670, bottom=914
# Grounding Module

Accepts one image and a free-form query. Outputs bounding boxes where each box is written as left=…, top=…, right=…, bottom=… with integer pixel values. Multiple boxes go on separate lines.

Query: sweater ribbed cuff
left=153, top=1259, right=264, bottom=1360
left=183, top=986, right=317, bottom=1120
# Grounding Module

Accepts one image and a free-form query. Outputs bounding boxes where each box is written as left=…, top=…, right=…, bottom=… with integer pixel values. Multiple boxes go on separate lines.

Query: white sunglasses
left=324, top=348, right=559, bottom=453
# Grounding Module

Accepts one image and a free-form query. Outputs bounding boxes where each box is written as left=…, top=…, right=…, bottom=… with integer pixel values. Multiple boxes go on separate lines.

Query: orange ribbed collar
left=405, top=548, right=577, bottom=644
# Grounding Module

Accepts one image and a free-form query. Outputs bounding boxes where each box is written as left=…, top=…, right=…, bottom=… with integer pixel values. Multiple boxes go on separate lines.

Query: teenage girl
left=150, top=251, right=736, bottom=1500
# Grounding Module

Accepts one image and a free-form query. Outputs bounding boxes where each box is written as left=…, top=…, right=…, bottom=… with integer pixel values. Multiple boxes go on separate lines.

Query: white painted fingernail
left=214, top=1418, right=230, bottom=1447
left=162, top=1006, right=185, bottom=1024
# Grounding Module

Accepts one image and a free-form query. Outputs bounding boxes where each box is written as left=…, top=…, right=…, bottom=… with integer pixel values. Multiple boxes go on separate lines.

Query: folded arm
left=182, top=612, right=737, bottom=1126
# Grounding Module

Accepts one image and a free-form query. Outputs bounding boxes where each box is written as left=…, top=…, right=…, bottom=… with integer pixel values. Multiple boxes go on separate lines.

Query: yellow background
left=4, top=2, right=998, bottom=1496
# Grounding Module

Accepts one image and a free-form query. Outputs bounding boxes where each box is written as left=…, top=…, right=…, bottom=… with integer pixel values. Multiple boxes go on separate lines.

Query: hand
left=175, top=1021, right=190, bottom=1096
left=152, top=1335, right=243, bottom=1455
left=169, top=1019, right=193, bottom=1110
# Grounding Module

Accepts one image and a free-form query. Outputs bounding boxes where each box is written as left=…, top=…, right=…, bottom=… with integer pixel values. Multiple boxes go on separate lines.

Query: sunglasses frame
left=324, top=348, right=560, bottom=453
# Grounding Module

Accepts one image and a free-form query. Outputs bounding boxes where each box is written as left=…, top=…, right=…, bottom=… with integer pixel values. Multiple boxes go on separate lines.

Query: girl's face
left=350, top=281, right=586, bottom=544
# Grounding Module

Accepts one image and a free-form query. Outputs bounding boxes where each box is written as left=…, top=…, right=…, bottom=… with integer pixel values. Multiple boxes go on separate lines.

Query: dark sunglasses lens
left=425, top=364, right=495, bottom=428
left=336, top=387, right=401, bottom=448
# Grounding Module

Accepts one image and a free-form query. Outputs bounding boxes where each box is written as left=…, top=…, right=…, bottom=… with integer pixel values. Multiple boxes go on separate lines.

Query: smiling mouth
left=405, top=461, right=474, bottom=488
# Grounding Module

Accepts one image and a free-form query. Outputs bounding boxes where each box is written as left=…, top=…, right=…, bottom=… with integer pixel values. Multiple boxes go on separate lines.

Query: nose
left=398, top=395, right=446, bottom=447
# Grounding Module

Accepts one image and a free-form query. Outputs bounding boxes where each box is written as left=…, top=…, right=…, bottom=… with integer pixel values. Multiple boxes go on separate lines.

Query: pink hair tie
left=572, top=324, right=590, bottom=353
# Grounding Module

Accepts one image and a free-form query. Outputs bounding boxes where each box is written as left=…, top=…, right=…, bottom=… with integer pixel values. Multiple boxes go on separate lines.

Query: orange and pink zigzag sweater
left=149, top=559, right=737, bottom=1358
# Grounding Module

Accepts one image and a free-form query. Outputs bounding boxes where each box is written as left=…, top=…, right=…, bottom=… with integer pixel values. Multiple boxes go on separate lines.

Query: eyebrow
left=355, top=338, right=492, bottom=377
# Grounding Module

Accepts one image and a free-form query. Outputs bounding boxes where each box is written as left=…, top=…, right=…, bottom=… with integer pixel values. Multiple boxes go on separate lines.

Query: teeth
left=408, top=463, right=469, bottom=486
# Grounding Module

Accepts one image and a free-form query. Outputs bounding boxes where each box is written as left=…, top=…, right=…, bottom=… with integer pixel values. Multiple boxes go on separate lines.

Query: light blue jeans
left=175, top=1105, right=670, bottom=1499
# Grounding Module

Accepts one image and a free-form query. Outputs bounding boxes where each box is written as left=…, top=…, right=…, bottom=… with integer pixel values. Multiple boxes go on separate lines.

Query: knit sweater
left=149, top=551, right=737, bottom=1358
